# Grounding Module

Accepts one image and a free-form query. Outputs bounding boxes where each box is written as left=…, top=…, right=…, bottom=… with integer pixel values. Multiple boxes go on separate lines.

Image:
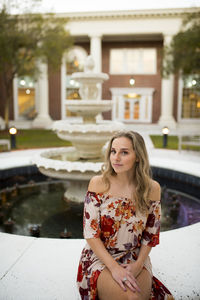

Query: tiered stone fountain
left=33, top=56, right=124, bottom=202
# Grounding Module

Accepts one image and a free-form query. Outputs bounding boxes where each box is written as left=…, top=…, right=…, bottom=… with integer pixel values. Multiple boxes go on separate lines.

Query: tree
left=0, top=4, right=73, bottom=129
left=163, top=10, right=200, bottom=87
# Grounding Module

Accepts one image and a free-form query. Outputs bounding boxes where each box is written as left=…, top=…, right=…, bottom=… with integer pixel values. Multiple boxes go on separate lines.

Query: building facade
left=0, top=7, right=200, bottom=132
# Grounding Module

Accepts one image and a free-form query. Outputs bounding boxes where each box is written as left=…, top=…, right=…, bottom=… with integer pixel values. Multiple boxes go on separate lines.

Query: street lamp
left=162, top=126, right=169, bottom=148
left=9, top=127, right=17, bottom=149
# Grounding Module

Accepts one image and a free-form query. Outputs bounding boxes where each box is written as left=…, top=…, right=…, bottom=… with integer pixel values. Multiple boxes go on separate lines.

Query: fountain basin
left=32, top=147, right=103, bottom=201
left=72, top=72, right=109, bottom=83
left=72, top=72, right=109, bottom=99
left=33, top=147, right=103, bottom=177
left=65, top=100, right=113, bottom=123
left=52, top=121, right=125, bottom=159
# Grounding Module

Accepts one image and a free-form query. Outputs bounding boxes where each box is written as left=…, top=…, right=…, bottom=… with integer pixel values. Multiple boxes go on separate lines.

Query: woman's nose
left=115, top=152, right=120, bottom=161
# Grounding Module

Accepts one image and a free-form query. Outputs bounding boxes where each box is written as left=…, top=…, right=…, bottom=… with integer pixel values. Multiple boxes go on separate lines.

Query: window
left=181, top=76, right=200, bottom=119
left=17, top=76, right=36, bottom=120
left=110, top=48, right=157, bottom=74
left=123, top=94, right=141, bottom=121
left=65, top=47, right=87, bottom=117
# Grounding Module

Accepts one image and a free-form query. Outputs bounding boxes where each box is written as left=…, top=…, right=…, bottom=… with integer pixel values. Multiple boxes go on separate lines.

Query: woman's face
left=110, top=137, right=137, bottom=174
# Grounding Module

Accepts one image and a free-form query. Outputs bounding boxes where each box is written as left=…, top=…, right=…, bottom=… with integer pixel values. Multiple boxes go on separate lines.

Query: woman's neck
left=112, top=171, right=135, bottom=187
left=108, top=173, right=136, bottom=199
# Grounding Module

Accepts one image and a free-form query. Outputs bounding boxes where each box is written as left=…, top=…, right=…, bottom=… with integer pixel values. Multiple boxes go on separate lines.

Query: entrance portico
left=110, top=88, right=154, bottom=123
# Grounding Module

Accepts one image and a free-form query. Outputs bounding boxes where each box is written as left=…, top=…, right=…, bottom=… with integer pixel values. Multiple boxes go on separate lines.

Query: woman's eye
left=122, top=151, right=128, bottom=155
left=110, top=149, right=116, bottom=154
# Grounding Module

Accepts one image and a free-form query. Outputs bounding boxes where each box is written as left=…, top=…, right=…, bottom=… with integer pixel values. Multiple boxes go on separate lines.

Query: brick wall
left=102, top=40, right=163, bottom=123
left=48, top=39, right=179, bottom=123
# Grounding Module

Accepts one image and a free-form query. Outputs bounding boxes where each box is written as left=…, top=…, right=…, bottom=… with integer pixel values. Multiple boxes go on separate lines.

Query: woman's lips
left=112, top=163, right=123, bottom=167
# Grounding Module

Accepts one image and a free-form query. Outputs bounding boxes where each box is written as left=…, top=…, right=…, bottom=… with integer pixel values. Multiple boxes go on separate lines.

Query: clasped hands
left=111, top=262, right=142, bottom=293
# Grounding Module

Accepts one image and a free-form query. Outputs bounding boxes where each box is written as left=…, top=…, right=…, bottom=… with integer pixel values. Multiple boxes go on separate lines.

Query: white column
left=89, top=35, right=102, bottom=101
left=61, top=55, right=67, bottom=120
left=32, top=60, right=53, bottom=128
left=158, top=35, right=176, bottom=129
left=0, top=116, right=5, bottom=130
left=13, top=77, right=18, bottom=120
left=90, top=35, right=102, bottom=73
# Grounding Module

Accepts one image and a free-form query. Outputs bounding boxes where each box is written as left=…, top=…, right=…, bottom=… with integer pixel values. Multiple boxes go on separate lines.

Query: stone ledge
left=0, top=223, right=199, bottom=299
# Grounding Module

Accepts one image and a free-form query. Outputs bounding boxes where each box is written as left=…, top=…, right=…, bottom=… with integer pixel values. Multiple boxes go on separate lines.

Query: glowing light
left=162, top=126, right=169, bottom=135
left=126, top=93, right=140, bottom=99
left=69, top=79, right=75, bottom=85
left=26, top=89, right=31, bottom=94
left=74, top=60, right=79, bottom=67
left=192, top=79, right=197, bottom=86
left=20, top=79, right=26, bottom=86
left=129, top=77, right=135, bottom=86
left=9, top=127, right=17, bottom=135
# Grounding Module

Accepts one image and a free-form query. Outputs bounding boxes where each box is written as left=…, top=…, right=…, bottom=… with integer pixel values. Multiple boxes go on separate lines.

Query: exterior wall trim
left=110, top=87, right=155, bottom=96
left=57, top=7, right=199, bottom=21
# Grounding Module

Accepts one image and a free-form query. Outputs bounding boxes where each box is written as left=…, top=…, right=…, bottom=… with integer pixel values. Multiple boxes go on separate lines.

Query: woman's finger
left=125, top=279, right=137, bottom=293
left=127, top=272, right=139, bottom=285
left=119, top=279, right=127, bottom=292
left=127, top=275, right=141, bottom=293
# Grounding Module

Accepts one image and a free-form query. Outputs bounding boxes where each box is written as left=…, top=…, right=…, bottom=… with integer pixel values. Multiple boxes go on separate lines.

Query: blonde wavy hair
left=101, top=130, right=152, bottom=213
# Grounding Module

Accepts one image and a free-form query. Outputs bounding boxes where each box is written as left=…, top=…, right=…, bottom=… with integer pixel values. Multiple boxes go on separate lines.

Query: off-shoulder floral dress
left=77, top=191, right=174, bottom=300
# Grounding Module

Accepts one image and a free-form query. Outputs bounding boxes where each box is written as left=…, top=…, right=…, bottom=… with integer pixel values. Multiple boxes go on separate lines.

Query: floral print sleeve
left=141, top=200, right=161, bottom=247
left=83, top=191, right=102, bottom=239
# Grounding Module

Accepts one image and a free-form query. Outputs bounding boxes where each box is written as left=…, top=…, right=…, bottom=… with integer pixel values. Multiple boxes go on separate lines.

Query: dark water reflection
left=0, top=181, right=200, bottom=238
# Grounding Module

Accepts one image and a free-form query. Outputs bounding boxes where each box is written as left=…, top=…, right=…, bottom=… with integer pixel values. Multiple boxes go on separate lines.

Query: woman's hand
left=121, top=261, right=143, bottom=278
left=110, top=264, right=141, bottom=293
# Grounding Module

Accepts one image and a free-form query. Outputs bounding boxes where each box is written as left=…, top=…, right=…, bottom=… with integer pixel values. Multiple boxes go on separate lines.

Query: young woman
left=77, top=131, right=174, bottom=300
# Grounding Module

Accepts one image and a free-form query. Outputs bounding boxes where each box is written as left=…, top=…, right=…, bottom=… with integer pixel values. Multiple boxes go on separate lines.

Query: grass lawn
left=150, top=135, right=200, bottom=151
left=150, top=135, right=178, bottom=150
left=0, top=130, right=199, bottom=152
left=0, top=129, right=71, bottom=150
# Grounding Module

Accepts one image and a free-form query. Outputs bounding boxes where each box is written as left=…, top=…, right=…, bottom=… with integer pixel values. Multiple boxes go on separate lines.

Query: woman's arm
left=123, top=180, right=161, bottom=277
left=86, top=237, right=140, bottom=292
left=86, top=238, right=118, bottom=271
left=122, top=244, right=152, bottom=278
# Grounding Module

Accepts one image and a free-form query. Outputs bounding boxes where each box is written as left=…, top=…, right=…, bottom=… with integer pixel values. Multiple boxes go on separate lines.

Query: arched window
left=66, top=46, right=87, bottom=100
left=63, top=47, right=87, bottom=118
left=66, top=46, right=87, bottom=74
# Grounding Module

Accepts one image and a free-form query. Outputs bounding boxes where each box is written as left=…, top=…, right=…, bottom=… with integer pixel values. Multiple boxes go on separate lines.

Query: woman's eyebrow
left=111, top=147, right=130, bottom=150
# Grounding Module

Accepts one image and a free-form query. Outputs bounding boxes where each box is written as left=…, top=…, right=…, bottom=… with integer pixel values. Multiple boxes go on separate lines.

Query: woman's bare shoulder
left=88, top=175, right=107, bottom=194
left=149, top=179, right=161, bottom=201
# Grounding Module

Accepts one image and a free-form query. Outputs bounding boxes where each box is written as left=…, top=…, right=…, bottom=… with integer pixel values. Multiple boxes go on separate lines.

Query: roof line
left=55, top=7, right=200, bottom=20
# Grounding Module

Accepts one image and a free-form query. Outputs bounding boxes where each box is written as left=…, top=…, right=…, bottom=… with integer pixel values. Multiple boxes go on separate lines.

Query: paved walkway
left=0, top=143, right=200, bottom=299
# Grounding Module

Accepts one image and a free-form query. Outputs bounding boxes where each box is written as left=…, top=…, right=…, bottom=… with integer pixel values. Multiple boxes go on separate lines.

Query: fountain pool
left=0, top=170, right=200, bottom=238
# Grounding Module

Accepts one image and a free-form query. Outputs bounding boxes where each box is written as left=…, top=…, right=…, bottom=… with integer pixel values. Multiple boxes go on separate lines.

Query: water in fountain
left=33, top=55, right=124, bottom=202
left=1, top=180, right=200, bottom=238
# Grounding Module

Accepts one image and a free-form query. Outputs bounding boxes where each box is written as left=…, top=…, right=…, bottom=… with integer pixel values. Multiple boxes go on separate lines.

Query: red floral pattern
left=77, top=191, right=174, bottom=300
